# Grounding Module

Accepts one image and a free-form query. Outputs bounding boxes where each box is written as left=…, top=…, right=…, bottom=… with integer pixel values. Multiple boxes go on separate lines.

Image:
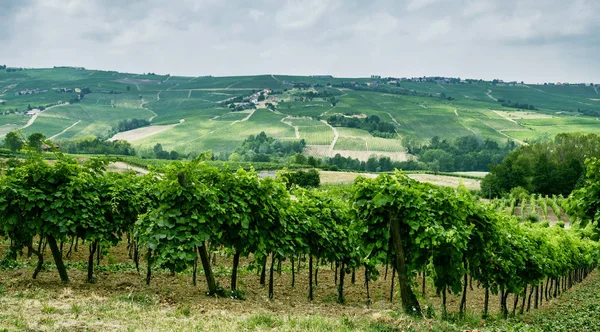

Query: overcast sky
left=1, top=0, right=598, bottom=83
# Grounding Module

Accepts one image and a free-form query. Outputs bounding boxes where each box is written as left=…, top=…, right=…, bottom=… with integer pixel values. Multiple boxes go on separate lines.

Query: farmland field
left=2, top=68, right=600, bottom=159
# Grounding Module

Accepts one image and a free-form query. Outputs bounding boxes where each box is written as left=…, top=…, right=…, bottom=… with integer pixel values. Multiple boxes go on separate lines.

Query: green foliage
left=0, top=137, right=599, bottom=325
left=57, top=137, right=136, bottom=155
left=482, top=133, right=600, bottom=197
left=3, top=131, right=24, bottom=153
left=410, top=135, right=514, bottom=172
left=278, top=169, right=320, bottom=189
left=352, top=171, right=474, bottom=314
left=27, top=132, right=46, bottom=152
left=566, top=158, right=600, bottom=229
left=234, top=131, right=305, bottom=162
left=327, top=114, right=396, bottom=138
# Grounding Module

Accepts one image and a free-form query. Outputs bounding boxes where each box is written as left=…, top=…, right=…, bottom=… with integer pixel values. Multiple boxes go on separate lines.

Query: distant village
left=281, top=74, right=598, bottom=89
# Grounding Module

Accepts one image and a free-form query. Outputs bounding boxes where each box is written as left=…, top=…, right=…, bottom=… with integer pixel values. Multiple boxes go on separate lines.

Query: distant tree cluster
left=151, top=143, right=181, bottom=160
left=336, top=82, right=454, bottom=101
left=3, top=132, right=25, bottom=152
left=2, top=132, right=46, bottom=153
left=5, top=67, right=23, bottom=72
left=0, top=65, right=6, bottom=70
left=407, top=135, right=516, bottom=172
left=323, top=154, right=421, bottom=172
left=279, top=169, right=320, bottom=188
left=497, top=99, right=536, bottom=110
left=26, top=104, right=46, bottom=111
left=327, top=114, right=396, bottom=138
left=231, top=132, right=305, bottom=163
left=58, top=137, right=137, bottom=156
left=577, top=108, right=600, bottom=117
left=113, top=118, right=151, bottom=134
left=296, top=90, right=342, bottom=101
left=481, top=133, right=600, bottom=197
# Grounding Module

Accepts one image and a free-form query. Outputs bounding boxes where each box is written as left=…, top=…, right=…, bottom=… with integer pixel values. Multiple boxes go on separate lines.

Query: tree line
left=497, top=99, right=537, bottom=110
left=407, top=135, right=516, bottom=172
left=327, top=114, right=396, bottom=138
left=111, top=118, right=151, bottom=135
left=228, top=132, right=306, bottom=163
left=481, top=133, right=600, bottom=197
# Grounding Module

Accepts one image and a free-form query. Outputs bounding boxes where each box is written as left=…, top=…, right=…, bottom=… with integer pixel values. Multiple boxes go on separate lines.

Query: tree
left=136, top=154, right=221, bottom=293
left=291, top=153, right=307, bottom=165
left=228, top=152, right=242, bottom=162
left=4, top=131, right=24, bottom=153
left=153, top=143, right=163, bottom=155
left=481, top=133, right=600, bottom=197
left=27, top=133, right=46, bottom=152
left=566, top=158, right=600, bottom=232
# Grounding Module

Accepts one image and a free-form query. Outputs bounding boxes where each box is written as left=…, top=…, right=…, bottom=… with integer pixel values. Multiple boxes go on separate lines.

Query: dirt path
left=107, top=161, right=150, bottom=174
left=108, top=122, right=181, bottom=142
left=21, top=113, right=40, bottom=129
left=320, top=105, right=337, bottom=117
left=225, top=82, right=240, bottom=89
left=524, top=85, right=547, bottom=94
left=20, top=103, right=68, bottom=129
left=156, top=91, right=161, bottom=101
left=386, top=112, right=401, bottom=126
left=454, top=109, right=459, bottom=116
left=461, top=123, right=478, bottom=135
left=230, top=109, right=256, bottom=125
left=188, top=90, right=192, bottom=98
left=1, top=84, right=17, bottom=94
left=482, top=122, right=527, bottom=145
left=486, top=89, right=498, bottom=102
left=320, top=120, right=339, bottom=157
left=49, top=120, right=81, bottom=140
left=280, top=116, right=300, bottom=139
left=271, top=74, right=280, bottom=81
left=594, top=85, right=599, bottom=94
left=492, top=110, right=518, bottom=124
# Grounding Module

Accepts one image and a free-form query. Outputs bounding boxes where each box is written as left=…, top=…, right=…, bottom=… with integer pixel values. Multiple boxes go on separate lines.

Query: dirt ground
left=107, top=124, right=178, bottom=142
left=406, top=174, right=481, bottom=191
left=318, top=171, right=481, bottom=190
left=0, top=238, right=531, bottom=317
left=0, top=234, right=589, bottom=331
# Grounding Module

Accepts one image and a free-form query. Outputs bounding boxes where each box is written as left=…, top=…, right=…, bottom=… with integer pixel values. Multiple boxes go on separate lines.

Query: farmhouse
left=15, top=88, right=46, bottom=96
left=26, top=109, right=40, bottom=116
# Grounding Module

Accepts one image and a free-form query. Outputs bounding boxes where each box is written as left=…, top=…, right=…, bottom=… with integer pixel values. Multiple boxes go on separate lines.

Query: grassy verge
left=0, top=249, right=597, bottom=331
left=478, top=269, right=600, bottom=331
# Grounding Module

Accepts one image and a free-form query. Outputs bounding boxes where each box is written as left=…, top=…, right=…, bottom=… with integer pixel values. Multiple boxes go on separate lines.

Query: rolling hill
left=2, top=67, right=600, bottom=161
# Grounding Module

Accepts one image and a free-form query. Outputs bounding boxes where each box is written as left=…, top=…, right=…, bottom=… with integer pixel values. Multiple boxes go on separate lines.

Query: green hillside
left=2, top=68, right=599, bottom=160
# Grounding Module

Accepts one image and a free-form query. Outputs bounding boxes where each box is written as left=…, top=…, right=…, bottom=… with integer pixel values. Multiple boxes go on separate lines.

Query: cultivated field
left=2, top=68, right=600, bottom=157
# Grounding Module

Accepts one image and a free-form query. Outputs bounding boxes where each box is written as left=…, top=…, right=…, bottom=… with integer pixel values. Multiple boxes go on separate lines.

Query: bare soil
left=107, top=124, right=178, bottom=142
left=0, top=238, right=528, bottom=330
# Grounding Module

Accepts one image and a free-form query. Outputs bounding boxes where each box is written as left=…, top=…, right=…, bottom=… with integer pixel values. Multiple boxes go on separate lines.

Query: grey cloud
left=0, top=0, right=598, bottom=83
